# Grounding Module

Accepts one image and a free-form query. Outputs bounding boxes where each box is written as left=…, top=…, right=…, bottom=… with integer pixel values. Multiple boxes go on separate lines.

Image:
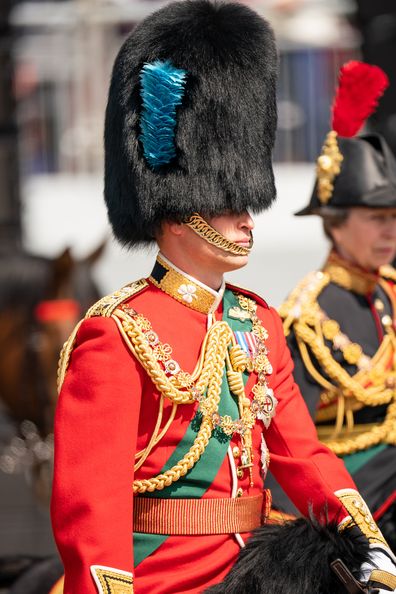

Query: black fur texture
left=205, top=518, right=371, bottom=594
left=104, top=0, right=278, bottom=247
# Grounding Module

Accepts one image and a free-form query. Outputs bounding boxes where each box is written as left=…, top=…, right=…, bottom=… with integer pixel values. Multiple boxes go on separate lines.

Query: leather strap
left=330, top=559, right=369, bottom=594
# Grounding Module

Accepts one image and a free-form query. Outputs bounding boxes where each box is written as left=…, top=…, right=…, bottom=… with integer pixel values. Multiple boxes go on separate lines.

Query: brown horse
left=0, top=245, right=104, bottom=438
left=0, top=245, right=104, bottom=593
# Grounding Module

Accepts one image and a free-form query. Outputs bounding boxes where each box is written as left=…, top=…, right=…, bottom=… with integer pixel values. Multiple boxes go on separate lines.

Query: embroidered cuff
left=91, top=565, right=133, bottom=594
left=335, top=489, right=388, bottom=548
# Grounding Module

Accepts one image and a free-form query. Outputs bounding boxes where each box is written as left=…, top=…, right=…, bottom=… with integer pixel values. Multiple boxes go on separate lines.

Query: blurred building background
left=1, top=0, right=396, bottom=574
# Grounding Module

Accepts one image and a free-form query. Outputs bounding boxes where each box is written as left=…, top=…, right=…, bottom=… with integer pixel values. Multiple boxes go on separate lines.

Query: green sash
left=342, top=443, right=387, bottom=474
left=134, top=289, right=252, bottom=565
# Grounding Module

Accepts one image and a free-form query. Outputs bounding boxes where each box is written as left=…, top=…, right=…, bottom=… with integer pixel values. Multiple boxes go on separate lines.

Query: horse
left=0, top=244, right=104, bottom=594
left=0, top=244, right=104, bottom=438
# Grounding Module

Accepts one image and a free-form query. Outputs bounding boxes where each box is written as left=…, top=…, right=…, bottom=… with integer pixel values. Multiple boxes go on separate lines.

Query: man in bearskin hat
left=51, top=5, right=396, bottom=594
left=273, top=61, right=396, bottom=554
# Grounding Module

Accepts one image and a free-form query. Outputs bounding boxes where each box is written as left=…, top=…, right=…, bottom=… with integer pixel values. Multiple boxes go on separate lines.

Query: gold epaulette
left=57, top=279, right=148, bottom=392
left=380, top=264, right=396, bottom=283
left=278, top=270, right=330, bottom=335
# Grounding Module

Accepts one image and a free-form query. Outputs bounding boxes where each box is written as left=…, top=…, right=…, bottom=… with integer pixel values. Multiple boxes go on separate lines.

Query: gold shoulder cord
left=279, top=271, right=396, bottom=455
left=57, top=285, right=275, bottom=494
left=114, top=309, right=234, bottom=493
left=113, top=293, right=274, bottom=494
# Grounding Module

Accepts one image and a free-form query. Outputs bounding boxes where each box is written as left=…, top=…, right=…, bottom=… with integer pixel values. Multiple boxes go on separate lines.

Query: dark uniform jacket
left=268, top=251, right=396, bottom=549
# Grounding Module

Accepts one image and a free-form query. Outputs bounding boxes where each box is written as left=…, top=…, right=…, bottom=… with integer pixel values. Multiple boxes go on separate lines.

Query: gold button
left=236, top=488, right=243, bottom=498
left=237, top=469, right=244, bottom=479
left=386, top=376, right=396, bottom=389
left=232, top=446, right=240, bottom=459
left=374, top=299, right=384, bottom=312
left=382, top=315, right=392, bottom=327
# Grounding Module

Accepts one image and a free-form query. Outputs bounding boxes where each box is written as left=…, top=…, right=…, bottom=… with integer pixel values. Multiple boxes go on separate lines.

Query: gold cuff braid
left=185, top=213, right=251, bottom=256
left=91, top=566, right=133, bottom=594
left=335, top=489, right=388, bottom=548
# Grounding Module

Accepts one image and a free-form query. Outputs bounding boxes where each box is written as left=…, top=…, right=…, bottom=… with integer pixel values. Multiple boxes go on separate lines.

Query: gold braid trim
left=185, top=213, right=251, bottom=256
left=294, top=322, right=394, bottom=407
left=279, top=267, right=396, bottom=455
left=380, top=264, right=396, bottom=282
left=58, top=285, right=272, bottom=493
left=91, top=565, right=133, bottom=594
left=57, top=319, right=84, bottom=394
left=279, top=271, right=330, bottom=336
left=57, top=280, right=148, bottom=393
left=321, top=399, right=396, bottom=455
left=295, top=321, right=396, bottom=454
left=112, top=309, right=235, bottom=494
left=112, top=293, right=274, bottom=494
left=113, top=309, right=228, bottom=405
left=335, top=489, right=388, bottom=548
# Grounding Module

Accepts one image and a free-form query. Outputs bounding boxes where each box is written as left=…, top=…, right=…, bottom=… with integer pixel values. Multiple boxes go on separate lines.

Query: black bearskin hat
left=104, top=0, right=278, bottom=248
left=295, top=61, right=396, bottom=217
left=205, top=518, right=371, bottom=594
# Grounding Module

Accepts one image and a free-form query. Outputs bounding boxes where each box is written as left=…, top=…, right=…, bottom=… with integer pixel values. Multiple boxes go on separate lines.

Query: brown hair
left=320, top=207, right=350, bottom=243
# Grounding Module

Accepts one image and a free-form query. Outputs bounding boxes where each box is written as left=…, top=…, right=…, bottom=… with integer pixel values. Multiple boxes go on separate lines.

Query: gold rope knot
left=229, top=344, right=248, bottom=372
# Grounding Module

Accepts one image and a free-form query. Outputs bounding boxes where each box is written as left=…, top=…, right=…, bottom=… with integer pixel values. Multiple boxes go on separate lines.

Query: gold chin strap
left=185, top=213, right=252, bottom=256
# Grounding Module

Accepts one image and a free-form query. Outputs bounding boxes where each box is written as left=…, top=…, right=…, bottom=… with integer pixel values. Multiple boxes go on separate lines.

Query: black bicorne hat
left=295, top=61, right=396, bottom=217
left=296, top=134, right=396, bottom=216
left=104, top=0, right=278, bottom=248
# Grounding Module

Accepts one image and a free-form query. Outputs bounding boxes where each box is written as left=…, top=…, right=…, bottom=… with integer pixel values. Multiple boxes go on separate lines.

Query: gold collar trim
left=323, top=252, right=378, bottom=295
left=149, top=253, right=224, bottom=315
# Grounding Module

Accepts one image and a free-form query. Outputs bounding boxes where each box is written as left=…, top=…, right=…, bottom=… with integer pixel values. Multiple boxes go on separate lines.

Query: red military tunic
left=51, top=254, right=356, bottom=594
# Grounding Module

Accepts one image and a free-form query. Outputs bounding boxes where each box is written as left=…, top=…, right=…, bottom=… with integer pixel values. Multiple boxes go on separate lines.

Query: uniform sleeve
left=265, top=307, right=356, bottom=523
left=51, top=316, right=143, bottom=594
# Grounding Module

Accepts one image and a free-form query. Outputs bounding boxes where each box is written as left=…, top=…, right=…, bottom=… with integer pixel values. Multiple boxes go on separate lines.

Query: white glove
left=359, top=547, right=396, bottom=593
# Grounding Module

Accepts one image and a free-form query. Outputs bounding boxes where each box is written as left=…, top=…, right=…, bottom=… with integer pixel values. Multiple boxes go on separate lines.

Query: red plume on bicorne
left=331, top=61, right=389, bottom=138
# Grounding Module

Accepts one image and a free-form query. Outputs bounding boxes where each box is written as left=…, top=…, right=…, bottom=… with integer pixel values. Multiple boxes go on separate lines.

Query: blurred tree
left=0, top=0, right=21, bottom=250
left=354, top=1, right=396, bottom=155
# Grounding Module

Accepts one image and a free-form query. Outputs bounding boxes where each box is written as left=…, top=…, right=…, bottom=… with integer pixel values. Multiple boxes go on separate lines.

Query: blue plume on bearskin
left=139, top=61, right=187, bottom=169
left=205, top=517, right=371, bottom=594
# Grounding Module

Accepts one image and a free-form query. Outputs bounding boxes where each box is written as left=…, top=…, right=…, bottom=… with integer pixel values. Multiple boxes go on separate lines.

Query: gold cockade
left=316, top=131, right=343, bottom=205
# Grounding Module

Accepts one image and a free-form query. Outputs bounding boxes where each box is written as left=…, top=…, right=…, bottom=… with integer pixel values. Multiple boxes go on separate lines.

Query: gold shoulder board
left=57, top=279, right=148, bottom=392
